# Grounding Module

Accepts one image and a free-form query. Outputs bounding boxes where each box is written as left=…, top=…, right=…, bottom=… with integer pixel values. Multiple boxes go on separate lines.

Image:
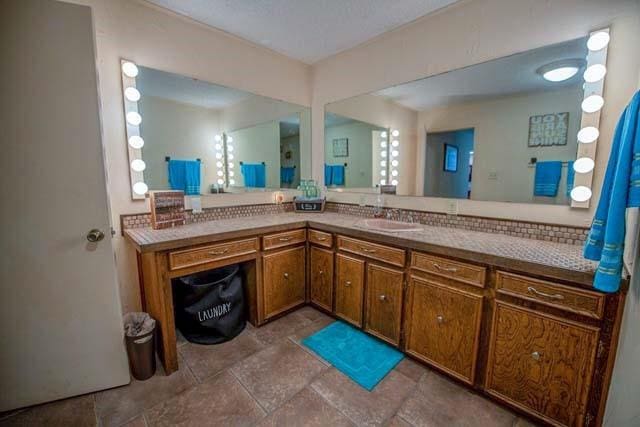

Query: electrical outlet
left=446, top=200, right=458, bottom=215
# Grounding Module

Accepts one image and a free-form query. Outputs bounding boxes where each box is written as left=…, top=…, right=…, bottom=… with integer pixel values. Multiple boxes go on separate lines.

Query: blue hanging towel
left=281, top=166, right=295, bottom=184
left=331, top=165, right=345, bottom=186
left=324, top=164, right=332, bottom=186
left=241, top=163, right=266, bottom=188
left=533, top=161, right=562, bottom=196
left=168, top=159, right=200, bottom=195
left=566, top=160, right=575, bottom=198
left=584, top=90, right=640, bottom=293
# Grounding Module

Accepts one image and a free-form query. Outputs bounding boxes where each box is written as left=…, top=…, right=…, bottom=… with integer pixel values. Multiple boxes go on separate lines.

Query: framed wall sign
left=528, top=112, right=569, bottom=147
left=332, top=138, right=349, bottom=157
left=443, top=144, right=458, bottom=172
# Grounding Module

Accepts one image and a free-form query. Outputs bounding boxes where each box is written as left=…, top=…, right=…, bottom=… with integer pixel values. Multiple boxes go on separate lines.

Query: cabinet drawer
left=485, top=301, right=599, bottom=426
left=496, top=271, right=605, bottom=319
left=337, top=236, right=405, bottom=267
left=263, top=229, right=306, bottom=250
left=411, top=252, right=486, bottom=288
left=405, top=276, right=483, bottom=384
left=262, top=246, right=306, bottom=319
left=308, top=229, right=333, bottom=248
left=310, top=246, right=334, bottom=312
left=364, top=264, right=404, bottom=346
left=169, top=238, right=259, bottom=270
left=335, top=254, right=365, bottom=327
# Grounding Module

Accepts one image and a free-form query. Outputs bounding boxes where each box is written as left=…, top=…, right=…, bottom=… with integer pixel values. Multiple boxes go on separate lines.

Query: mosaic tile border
left=120, top=201, right=588, bottom=246
left=324, top=202, right=588, bottom=246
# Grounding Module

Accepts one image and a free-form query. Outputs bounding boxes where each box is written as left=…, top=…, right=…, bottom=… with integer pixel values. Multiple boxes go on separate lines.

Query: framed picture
left=528, top=112, right=569, bottom=147
left=332, top=138, right=349, bottom=157
left=443, top=144, right=458, bottom=172
left=285, top=150, right=292, bottom=159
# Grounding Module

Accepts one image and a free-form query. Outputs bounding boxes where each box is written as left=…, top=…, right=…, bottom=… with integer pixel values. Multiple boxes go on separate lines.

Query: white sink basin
left=356, top=218, right=423, bottom=232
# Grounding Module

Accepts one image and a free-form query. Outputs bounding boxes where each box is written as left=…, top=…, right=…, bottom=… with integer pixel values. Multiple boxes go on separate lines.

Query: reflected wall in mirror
left=324, top=32, right=609, bottom=207
left=121, top=63, right=310, bottom=199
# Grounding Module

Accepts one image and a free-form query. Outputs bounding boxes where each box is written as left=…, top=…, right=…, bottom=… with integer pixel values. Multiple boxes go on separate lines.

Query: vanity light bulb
left=132, top=181, right=148, bottom=195
left=227, top=145, right=234, bottom=152
left=227, top=136, right=233, bottom=143
left=124, top=87, right=141, bottom=102
left=216, top=161, right=223, bottom=168
left=128, top=135, right=144, bottom=149
left=380, top=170, right=386, bottom=176
left=380, top=141, right=387, bottom=148
left=391, top=130, right=400, bottom=137
left=574, top=157, right=595, bottom=174
left=229, top=179, right=235, bottom=185
left=228, top=162, right=234, bottom=169
left=121, top=61, right=139, bottom=77
left=380, top=131, right=387, bottom=138
left=391, top=170, right=399, bottom=177
left=391, top=160, right=399, bottom=167
left=583, top=64, right=607, bottom=83
left=581, top=94, right=604, bottom=113
left=215, top=153, right=223, bottom=159
left=215, top=143, right=222, bottom=151
left=380, top=160, right=386, bottom=167
left=228, top=153, right=234, bottom=160
left=130, top=159, right=146, bottom=172
left=214, top=135, right=222, bottom=142
left=217, top=178, right=224, bottom=185
left=126, top=111, right=142, bottom=126
left=391, top=150, right=399, bottom=157
left=570, top=186, right=592, bottom=202
left=381, top=151, right=387, bottom=157
left=392, top=140, right=399, bottom=147
left=587, top=31, right=610, bottom=51
left=380, top=179, right=386, bottom=185
left=229, top=171, right=234, bottom=177
left=577, top=127, right=599, bottom=143
left=391, top=179, right=398, bottom=186
left=217, top=170, right=224, bottom=177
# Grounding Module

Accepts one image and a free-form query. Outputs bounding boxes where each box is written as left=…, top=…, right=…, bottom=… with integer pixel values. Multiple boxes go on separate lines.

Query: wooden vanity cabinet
left=262, top=246, right=306, bottom=320
left=404, top=274, right=483, bottom=384
left=485, top=301, right=600, bottom=427
left=335, top=253, right=365, bottom=327
left=309, top=246, right=334, bottom=312
left=364, top=263, right=404, bottom=346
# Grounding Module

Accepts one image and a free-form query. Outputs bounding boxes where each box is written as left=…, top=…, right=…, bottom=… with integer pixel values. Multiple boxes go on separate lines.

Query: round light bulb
left=587, top=32, right=610, bottom=51
left=216, top=161, right=223, bottom=168
left=381, top=151, right=387, bottom=157
left=227, top=136, right=233, bottom=143
left=124, top=87, right=141, bottom=102
left=543, top=67, right=579, bottom=82
left=391, top=170, right=398, bottom=177
left=215, top=143, right=222, bottom=150
left=391, top=160, right=399, bottom=167
left=229, top=171, right=234, bottom=177
left=227, top=145, right=234, bottom=152
left=577, top=127, right=599, bottom=143
left=391, top=130, right=399, bottom=137
left=574, top=157, right=595, bottom=174
left=380, top=141, right=387, bottom=148
left=380, top=131, right=387, bottom=138
left=214, top=135, right=222, bottom=142
left=380, top=170, right=386, bottom=176
left=380, top=160, right=386, bottom=167
left=217, top=170, right=224, bottom=177
left=215, top=153, right=222, bottom=159
left=581, top=94, right=604, bottom=113
left=132, top=181, right=148, bottom=195
left=380, top=179, right=386, bottom=185
left=391, top=179, right=398, bottom=186
left=121, top=62, right=139, bottom=77
left=228, top=153, right=234, bottom=160
left=583, top=64, right=607, bottom=83
left=217, top=178, right=224, bottom=185
left=130, top=159, right=146, bottom=172
left=228, top=163, right=234, bottom=169
left=128, top=135, right=144, bottom=149
left=392, top=140, right=399, bottom=147
left=571, top=186, right=592, bottom=202
left=391, top=150, right=399, bottom=157
left=126, top=111, right=142, bottom=126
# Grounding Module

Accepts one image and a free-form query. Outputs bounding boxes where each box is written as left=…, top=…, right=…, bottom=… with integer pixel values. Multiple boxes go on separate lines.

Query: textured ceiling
left=375, top=37, right=588, bottom=111
left=146, top=0, right=460, bottom=63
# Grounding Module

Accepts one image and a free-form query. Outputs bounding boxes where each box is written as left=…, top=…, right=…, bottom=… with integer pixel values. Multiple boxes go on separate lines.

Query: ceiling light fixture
left=536, top=59, right=585, bottom=82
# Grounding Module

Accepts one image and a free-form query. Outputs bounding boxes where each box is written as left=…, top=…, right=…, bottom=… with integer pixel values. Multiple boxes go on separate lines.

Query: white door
left=0, top=0, right=130, bottom=411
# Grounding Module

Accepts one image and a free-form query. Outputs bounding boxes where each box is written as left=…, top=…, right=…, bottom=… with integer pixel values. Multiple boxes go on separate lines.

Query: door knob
left=86, top=229, right=105, bottom=243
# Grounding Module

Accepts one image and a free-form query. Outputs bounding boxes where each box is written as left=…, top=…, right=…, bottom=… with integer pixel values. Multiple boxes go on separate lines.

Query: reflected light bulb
left=391, top=130, right=399, bottom=137
left=587, top=32, right=610, bottom=51
left=571, top=186, right=592, bottom=202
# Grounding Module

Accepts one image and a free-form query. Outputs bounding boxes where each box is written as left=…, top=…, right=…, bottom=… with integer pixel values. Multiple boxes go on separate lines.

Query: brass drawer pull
left=360, top=247, right=377, bottom=253
left=316, top=236, right=327, bottom=241
left=345, top=281, right=351, bottom=287
left=436, top=315, right=445, bottom=324
left=278, top=236, right=293, bottom=242
left=319, top=270, right=324, bottom=275
left=527, top=286, right=564, bottom=300
left=284, top=273, right=289, bottom=279
left=433, top=263, right=458, bottom=273
left=208, top=248, right=229, bottom=256
left=379, top=295, right=387, bottom=301
left=531, top=351, right=541, bottom=361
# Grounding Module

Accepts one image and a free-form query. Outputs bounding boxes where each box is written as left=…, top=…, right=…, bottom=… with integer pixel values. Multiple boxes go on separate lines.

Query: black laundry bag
left=173, top=264, right=246, bottom=344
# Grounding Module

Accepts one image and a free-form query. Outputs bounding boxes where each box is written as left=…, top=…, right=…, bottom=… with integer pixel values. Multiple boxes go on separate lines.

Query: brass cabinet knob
left=379, top=295, right=387, bottom=301
left=531, top=351, right=541, bottom=361
left=284, top=273, right=289, bottom=279
left=345, top=281, right=351, bottom=287
left=436, top=315, right=444, bottom=324
left=86, top=229, right=105, bottom=243
left=319, top=270, right=324, bottom=275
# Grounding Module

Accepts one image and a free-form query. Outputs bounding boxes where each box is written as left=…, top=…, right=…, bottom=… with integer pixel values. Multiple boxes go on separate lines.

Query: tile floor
left=0, top=307, right=539, bottom=427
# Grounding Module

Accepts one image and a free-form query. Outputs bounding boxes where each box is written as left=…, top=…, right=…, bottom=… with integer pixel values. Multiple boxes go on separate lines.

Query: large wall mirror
left=121, top=63, right=311, bottom=199
left=324, top=30, right=610, bottom=208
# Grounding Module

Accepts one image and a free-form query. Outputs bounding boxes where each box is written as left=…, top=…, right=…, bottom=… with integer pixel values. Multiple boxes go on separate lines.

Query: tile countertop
left=125, top=212, right=600, bottom=288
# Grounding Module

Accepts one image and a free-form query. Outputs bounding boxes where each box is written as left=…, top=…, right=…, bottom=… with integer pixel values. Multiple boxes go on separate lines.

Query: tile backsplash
left=120, top=201, right=588, bottom=245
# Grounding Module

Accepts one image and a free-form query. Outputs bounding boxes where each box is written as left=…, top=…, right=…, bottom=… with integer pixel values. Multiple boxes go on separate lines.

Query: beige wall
left=312, top=0, right=640, bottom=227
left=418, top=87, right=583, bottom=204
left=67, top=0, right=310, bottom=313
left=325, top=121, right=379, bottom=188
left=228, top=121, right=281, bottom=188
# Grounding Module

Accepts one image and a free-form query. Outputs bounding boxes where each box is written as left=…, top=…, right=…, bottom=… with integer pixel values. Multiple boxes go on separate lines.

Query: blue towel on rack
left=281, top=166, right=295, bottom=184
left=566, top=161, right=575, bottom=198
left=324, top=164, right=332, bottom=186
left=331, top=165, right=345, bottom=186
left=534, top=161, right=562, bottom=196
left=584, top=90, right=640, bottom=293
left=168, top=160, right=200, bottom=195
left=241, top=163, right=266, bottom=188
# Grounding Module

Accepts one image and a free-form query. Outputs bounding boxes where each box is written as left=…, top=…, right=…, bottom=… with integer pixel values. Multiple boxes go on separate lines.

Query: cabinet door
left=405, top=276, right=483, bottom=384
left=485, top=301, right=599, bottom=427
left=364, top=263, right=404, bottom=346
left=262, top=246, right=306, bottom=319
left=310, top=246, right=334, bottom=312
left=335, top=254, right=365, bottom=327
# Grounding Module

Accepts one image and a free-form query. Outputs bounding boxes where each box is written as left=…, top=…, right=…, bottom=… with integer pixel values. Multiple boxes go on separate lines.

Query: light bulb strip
left=121, top=59, right=146, bottom=199
left=571, top=28, right=610, bottom=208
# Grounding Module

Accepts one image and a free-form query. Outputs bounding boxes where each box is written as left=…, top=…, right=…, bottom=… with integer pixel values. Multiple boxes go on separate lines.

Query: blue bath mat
left=302, top=321, right=404, bottom=391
